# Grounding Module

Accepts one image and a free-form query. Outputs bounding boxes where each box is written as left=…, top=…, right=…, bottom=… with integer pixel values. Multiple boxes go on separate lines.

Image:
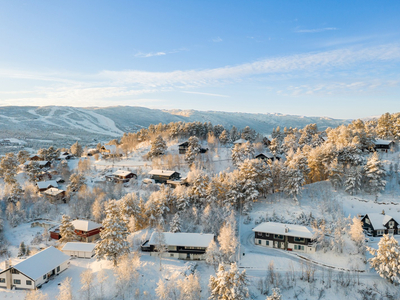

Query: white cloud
left=182, top=91, right=229, bottom=98
left=295, top=27, right=338, bottom=33
left=134, top=51, right=166, bottom=58
left=212, top=37, right=223, bottom=42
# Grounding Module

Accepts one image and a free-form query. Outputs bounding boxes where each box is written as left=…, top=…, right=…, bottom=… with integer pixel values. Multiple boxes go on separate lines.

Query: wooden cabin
left=50, top=220, right=102, bottom=242
left=105, top=170, right=137, bottom=183
left=374, top=139, right=395, bottom=152
left=178, top=141, right=208, bottom=154
left=148, top=169, right=180, bottom=184
left=43, top=188, right=67, bottom=203
left=36, top=180, right=58, bottom=192
left=253, top=222, right=316, bottom=253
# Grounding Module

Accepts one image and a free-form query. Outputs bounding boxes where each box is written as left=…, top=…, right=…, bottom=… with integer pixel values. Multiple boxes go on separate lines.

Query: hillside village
left=0, top=112, right=400, bottom=299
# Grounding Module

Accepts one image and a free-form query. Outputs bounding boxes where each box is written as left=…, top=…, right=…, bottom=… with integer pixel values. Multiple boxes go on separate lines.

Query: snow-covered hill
left=0, top=106, right=349, bottom=144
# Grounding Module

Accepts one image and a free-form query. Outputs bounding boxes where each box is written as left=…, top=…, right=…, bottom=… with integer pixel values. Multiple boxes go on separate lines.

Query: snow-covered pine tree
left=120, top=192, right=140, bottom=226
left=266, top=288, right=282, bottom=300
left=18, top=241, right=26, bottom=257
left=367, top=234, right=400, bottom=284
left=331, top=223, right=344, bottom=254
left=148, top=135, right=168, bottom=158
left=26, top=161, right=41, bottom=182
left=185, top=136, right=201, bottom=166
left=328, top=159, right=343, bottom=190
left=67, top=173, right=86, bottom=194
left=95, top=200, right=130, bottom=267
left=344, top=166, right=363, bottom=195
left=58, top=215, right=77, bottom=244
left=219, top=130, right=229, bottom=145
left=349, top=216, right=365, bottom=254
left=169, top=213, right=181, bottom=233
left=312, top=222, right=329, bottom=253
left=70, top=141, right=83, bottom=157
left=205, top=239, right=221, bottom=271
left=209, top=263, right=249, bottom=300
left=218, top=222, right=237, bottom=263
left=231, top=144, right=244, bottom=167
left=283, top=168, right=304, bottom=203
left=364, top=152, right=386, bottom=195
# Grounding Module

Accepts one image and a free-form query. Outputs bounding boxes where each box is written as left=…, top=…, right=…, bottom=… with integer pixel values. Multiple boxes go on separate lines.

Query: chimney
left=382, top=210, right=385, bottom=215
left=284, top=226, right=289, bottom=233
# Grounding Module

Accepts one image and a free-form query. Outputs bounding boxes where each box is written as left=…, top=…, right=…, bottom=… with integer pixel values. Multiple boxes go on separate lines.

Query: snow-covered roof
left=252, top=222, right=314, bottom=239
left=71, top=219, right=102, bottom=232
left=43, top=187, right=65, bottom=196
left=365, top=213, right=395, bottom=230
left=62, top=242, right=96, bottom=252
left=148, top=232, right=214, bottom=248
left=11, top=246, right=70, bottom=281
left=113, top=170, right=134, bottom=177
left=102, top=145, right=117, bottom=154
left=256, top=152, right=274, bottom=159
left=149, top=169, right=178, bottom=176
left=374, top=139, right=394, bottom=145
left=36, top=180, right=58, bottom=190
left=233, top=138, right=248, bottom=144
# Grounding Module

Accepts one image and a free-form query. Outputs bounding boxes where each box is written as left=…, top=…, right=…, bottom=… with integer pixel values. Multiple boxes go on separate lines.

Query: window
left=294, top=245, right=304, bottom=251
left=26, top=280, right=32, bottom=285
left=377, top=230, right=385, bottom=236
left=11, top=269, right=19, bottom=274
left=389, top=221, right=394, bottom=228
left=266, top=241, right=269, bottom=246
left=13, top=279, right=21, bottom=285
left=0, top=278, right=5, bottom=283
left=365, top=218, right=370, bottom=225
left=258, top=240, right=261, bottom=244
left=57, top=266, right=60, bottom=272
left=264, top=233, right=269, bottom=237
left=170, top=254, right=174, bottom=257
left=294, top=237, right=305, bottom=243
left=274, top=234, right=284, bottom=240
left=43, top=275, right=47, bottom=280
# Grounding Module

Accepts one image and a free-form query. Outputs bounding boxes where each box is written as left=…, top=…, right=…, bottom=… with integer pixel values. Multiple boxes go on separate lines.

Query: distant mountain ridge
left=0, top=106, right=350, bottom=144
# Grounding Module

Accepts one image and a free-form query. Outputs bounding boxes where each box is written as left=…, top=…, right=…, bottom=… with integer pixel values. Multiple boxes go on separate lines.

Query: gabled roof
left=233, top=138, right=248, bottom=144
left=43, top=187, right=65, bottom=196
left=365, top=213, right=396, bottom=230
left=10, top=246, right=69, bottom=281
left=253, top=222, right=314, bottom=239
left=149, top=232, right=214, bottom=248
left=113, top=170, right=134, bottom=177
left=255, top=152, right=274, bottom=159
left=149, top=169, right=178, bottom=177
left=71, top=219, right=102, bottom=232
left=62, top=242, right=96, bottom=252
left=374, top=139, right=394, bottom=146
left=36, top=180, right=58, bottom=190
left=179, top=141, right=189, bottom=147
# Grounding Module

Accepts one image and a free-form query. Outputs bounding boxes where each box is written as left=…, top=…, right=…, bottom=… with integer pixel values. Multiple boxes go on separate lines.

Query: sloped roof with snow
left=12, top=246, right=70, bottom=281
left=149, top=169, right=178, bottom=176
left=149, top=232, right=214, bottom=248
left=374, top=139, right=394, bottom=145
left=113, top=170, right=134, bottom=177
left=43, top=187, right=65, bottom=196
left=36, top=180, right=58, bottom=190
left=256, top=152, right=274, bottom=159
left=62, top=242, right=96, bottom=252
left=71, top=220, right=102, bottom=232
left=102, top=145, right=117, bottom=153
left=365, top=213, right=395, bottom=230
left=253, top=222, right=314, bottom=239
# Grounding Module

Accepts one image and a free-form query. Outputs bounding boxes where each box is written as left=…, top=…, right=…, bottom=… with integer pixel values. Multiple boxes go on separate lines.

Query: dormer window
left=389, top=221, right=394, bottom=228
left=365, top=218, right=370, bottom=225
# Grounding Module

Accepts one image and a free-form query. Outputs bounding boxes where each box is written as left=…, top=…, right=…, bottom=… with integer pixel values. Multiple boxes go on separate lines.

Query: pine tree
left=345, top=166, right=363, bottom=195
left=59, top=215, right=77, bottom=244
left=209, top=263, right=249, bottom=300
left=185, top=136, right=201, bottom=166
left=70, top=141, right=83, bottom=157
left=364, top=152, right=386, bottom=195
left=148, top=135, right=168, bottom=158
left=26, top=161, right=41, bottom=182
left=283, top=168, right=304, bottom=203
left=68, top=173, right=86, bottom=194
left=367, top=234, right=400, bottom=284
left=205, top=239, right=221, bottom=270
left=219, top=130, right=229, bottom=145
left=18, top=241, right=26, bottom=257
left=169, top=213, right=181, bottom=233
left=266, top=288, right=282, bottom=300
left=349, top=216, right=365, bottom=254
left=95, top=200, right=130, bottom=266
left=218, top=222, right=237, bottom=263
left=328, top=159, right=343, bottom=189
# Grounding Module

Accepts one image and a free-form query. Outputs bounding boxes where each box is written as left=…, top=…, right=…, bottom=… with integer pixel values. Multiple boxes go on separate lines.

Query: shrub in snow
left=266, top=287, right=282, bottom=300
left=367, top=234, right=400, bottom=284
left=147, top=135, right=167, bottom=159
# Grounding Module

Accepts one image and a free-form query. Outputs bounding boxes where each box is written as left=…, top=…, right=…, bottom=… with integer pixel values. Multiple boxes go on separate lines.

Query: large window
left=26, top=280, right=32, bottom=285
left=57, top=266, right=60, bottom=272
left=377, top=230, right=385, bottom=236
left=294, top=237, right=305, bottom=243
left=294, top=245, right=304, bottom=251
left=365, top=218, right=370, bottom=225
left=43, top=275, right=47, bottom=280
left=13, top=279, right=21, bottom=285
left=266, top=241, right=269, bottom=246
left=0, top=278, right=5, bottom=283
left=274, top=234, right=284, bottom=240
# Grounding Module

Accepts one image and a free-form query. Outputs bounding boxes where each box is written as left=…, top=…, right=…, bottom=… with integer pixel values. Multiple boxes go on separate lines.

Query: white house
left=36, top=180, right=58, bottom=192
left=0, top=246, right=70, bottom=290
left=253, top=222, right=316, bottom=253
left=142, top=232, right=215, bottom=260
left=62, top=242, right=96, bottom=258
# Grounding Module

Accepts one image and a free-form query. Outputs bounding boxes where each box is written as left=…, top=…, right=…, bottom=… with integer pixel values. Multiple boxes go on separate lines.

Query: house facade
left=50, top=219, right=102, bottom=242
left=141, top=232, right=215, bottom=260
left=105, top=170, right=137, bottom=183
left=374, top=139, right=395, bottom=152
left=43, top=188, right=67, bottom=203
left=149, top=169, right=181, bottom=184
left=255, top=153, right=280, bottom=162
left=62, top=242, right=96, bottom=258
left=361, top=213, right=399, bottom=237
left=0, top=247, right=70, bottom=290
left=253, top=222, right=316, bottom=253
left=36, top=180, right=58, bottom=192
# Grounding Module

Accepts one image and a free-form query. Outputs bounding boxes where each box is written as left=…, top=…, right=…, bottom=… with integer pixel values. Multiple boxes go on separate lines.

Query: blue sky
left=0, top=1, right=399, bottom=119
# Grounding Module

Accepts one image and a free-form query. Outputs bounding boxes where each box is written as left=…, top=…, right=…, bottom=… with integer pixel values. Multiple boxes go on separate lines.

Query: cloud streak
left=134, top=51, right=166, bottom=58
left=182, top=91, right=229, bottom=97
left=295, top=27, right=338, bottom=33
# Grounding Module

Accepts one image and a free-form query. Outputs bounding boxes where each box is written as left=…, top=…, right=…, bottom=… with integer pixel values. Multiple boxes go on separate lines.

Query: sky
left=0, top=1, right=399, bottom=119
